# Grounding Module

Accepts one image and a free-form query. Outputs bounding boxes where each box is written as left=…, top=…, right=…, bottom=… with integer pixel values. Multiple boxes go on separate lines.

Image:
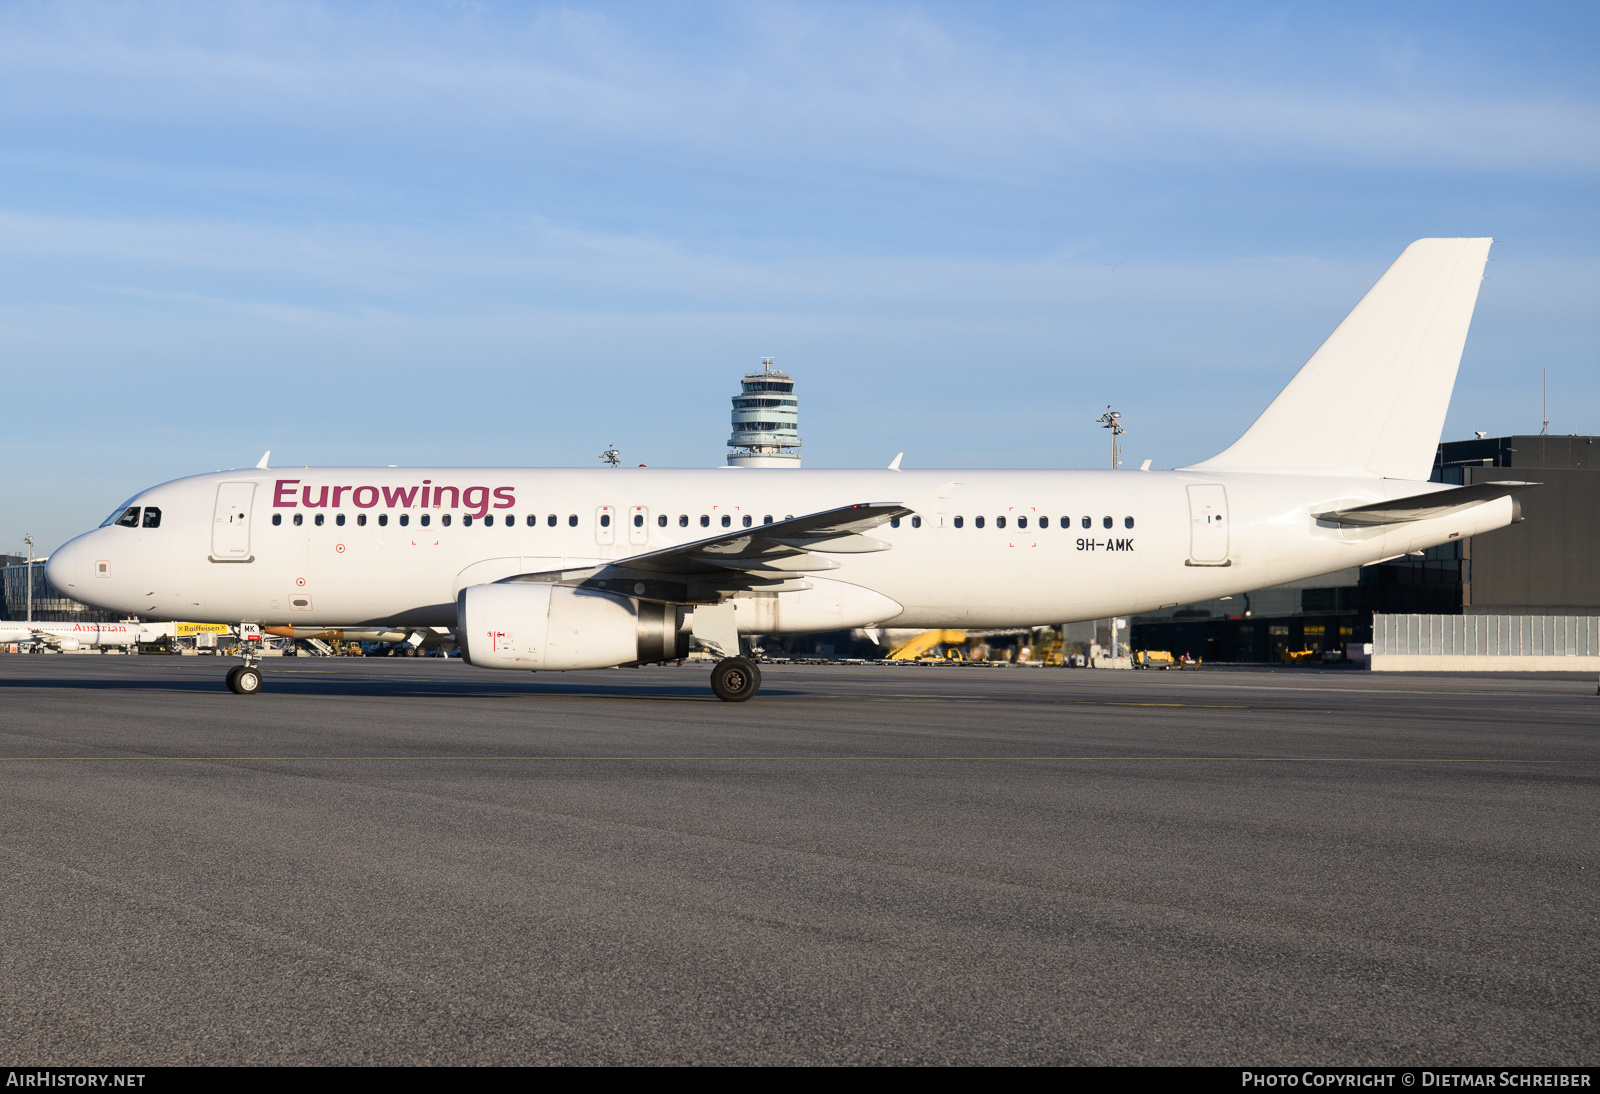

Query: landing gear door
left=211, top=482, right=257, bottom=562
left=1186, top=484, right=1230, bottom=566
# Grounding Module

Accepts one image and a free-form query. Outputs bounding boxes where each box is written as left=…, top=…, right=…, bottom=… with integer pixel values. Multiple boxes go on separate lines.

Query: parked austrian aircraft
left=48, top=239, right=1529, bottom=700
left=0, top=620, right=149, bottom=651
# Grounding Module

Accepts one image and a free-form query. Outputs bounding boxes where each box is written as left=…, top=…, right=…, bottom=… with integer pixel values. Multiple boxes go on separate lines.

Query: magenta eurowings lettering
left=273, top=479, right=515, bottom=519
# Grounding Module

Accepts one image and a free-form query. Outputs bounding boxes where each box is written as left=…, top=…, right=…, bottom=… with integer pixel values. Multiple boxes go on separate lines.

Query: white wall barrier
left=1371, top=614, right=1600, bottom=671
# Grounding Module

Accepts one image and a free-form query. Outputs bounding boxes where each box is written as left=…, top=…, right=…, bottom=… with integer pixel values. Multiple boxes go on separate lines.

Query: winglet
left=887, top=453, right=903, bottom=471
left=255, top=451, right=271, bottom=470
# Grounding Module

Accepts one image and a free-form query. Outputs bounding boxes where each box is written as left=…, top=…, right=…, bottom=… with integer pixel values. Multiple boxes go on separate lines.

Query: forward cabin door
left=1186, top=484, right=1230, bottom=565
left=211, top=482, right=257, bottom=562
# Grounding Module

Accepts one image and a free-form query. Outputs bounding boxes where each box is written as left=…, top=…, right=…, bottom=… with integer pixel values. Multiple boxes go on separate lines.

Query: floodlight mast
left=1096, top=407, right=1125, bottom=469
left=23, top=534, right=34, bottom=622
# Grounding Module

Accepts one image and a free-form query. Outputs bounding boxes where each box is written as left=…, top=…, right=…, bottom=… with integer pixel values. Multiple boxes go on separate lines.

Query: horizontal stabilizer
left=1314, top=481, right=1537, bottom=526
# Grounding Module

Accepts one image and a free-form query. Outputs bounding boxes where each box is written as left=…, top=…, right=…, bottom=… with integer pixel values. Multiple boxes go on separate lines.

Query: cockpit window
left=113, top=507, right=141, bottom=528
left=141, top=507, right=162, bottom=529
left=100, top=498, right=139, bottom=528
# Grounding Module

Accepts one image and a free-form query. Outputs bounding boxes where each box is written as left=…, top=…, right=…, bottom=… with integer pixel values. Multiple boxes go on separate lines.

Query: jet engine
left=457, top=583, right=688, bottom=671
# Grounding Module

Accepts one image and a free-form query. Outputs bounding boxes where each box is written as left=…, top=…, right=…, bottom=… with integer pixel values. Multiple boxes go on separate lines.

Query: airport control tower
left=727, top=358, right=801, bottom=467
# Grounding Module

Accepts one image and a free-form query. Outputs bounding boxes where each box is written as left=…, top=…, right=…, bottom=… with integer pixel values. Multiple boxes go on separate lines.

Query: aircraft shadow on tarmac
left=0, top=672, right=796, bottom=701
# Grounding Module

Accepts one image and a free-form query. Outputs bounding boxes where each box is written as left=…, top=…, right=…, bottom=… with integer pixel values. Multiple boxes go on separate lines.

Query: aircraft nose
left=45, top=536, right=90, bottom=596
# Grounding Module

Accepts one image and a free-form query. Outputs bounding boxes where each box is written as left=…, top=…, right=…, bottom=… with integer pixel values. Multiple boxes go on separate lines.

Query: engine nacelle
left=457, top=583, right=688, bottom=671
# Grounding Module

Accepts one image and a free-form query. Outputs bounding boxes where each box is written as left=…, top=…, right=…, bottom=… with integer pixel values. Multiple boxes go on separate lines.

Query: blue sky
left=3, top=0, right=1597, bottom=552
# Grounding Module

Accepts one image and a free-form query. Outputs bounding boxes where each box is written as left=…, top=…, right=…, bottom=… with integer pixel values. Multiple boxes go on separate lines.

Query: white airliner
left=0, top=620, right=148, bottom=651
left=47, top=239, right=1530, bottom=700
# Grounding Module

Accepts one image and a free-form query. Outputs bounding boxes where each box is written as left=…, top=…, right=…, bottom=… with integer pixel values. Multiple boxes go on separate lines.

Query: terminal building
left=727, top=359, right=801, bottom=467
left=1131, top=434, right=1600, bottom=663
left=0, top=555, right=120, bottom=623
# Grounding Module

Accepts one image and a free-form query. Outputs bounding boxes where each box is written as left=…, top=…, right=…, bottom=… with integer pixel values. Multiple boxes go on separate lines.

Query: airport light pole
left=1096, top=407, right=1125, bottom=469
left=23, top=534, right=34, bottom=622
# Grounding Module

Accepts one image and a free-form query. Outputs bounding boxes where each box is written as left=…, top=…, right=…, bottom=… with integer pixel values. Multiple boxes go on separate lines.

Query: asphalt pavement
left=1, top=654, right=1595, bottom=1065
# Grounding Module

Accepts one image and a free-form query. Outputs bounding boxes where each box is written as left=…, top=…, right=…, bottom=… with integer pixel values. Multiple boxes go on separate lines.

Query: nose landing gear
left=224, top=623, right=266, bottom=695
left=224, top=665, right=263, bottom=695
left=710, top=656, right=761, bottom=702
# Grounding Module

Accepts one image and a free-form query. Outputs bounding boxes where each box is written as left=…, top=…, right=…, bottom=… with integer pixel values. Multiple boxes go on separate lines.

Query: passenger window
left=527, top=514, right=536, bottom=527
left=954, top=516, right=964, bottom=528
left=379, top=514, right=388, bottom=527
left=657, top=514, right=667, bottom=527
left=1125, top=516, right=1135, bottom=528
left=1039, top=516, right=1049, bottom=529
left=337, top=514, right=346, bottom=527
left=742, top=515, right=751, bottom=527
left=115, top=507, right=141, bottom=528
left=272, top=513, right=282, bottom=526
left=679, top=515, right=688, bottom=527
left=996, top=516, right=1007, bottom=529
left=441, top=514, right=450, bottom=527
left=721, top=515, right=731, bottom=528
left=293, top=513, right=303, bottom=526
left=700, top=515, right=710, bottom=527
left=911, top=516, right=921, bottom=529
left=357, top=514, right=367, bottom=527
left=568, top=514, right=577, bottom=527
left=634, top=514, right=643, bottom=527
left=975, top=516, right=985, bottom=529
left=763, top=515, right=773, bottom=524
left=1081, top=516, right=1091, bottom=529
left=484, top=514, right=494, bottom=527
left=141, top=507, right=162, bottom=528
left=890, top=518, right=901, bottom=528
left=1102, top=516, right=1112, bottom=529
left=315, top=514, right=325, bottom=527
left=420, top=514, right=429, bottom=527
left=1016, top=516, right=1026, bottom=529
left=599, top=514, right=610, bottom=528
left=547, top=514, right=557, bottom=527
left=463, top=515, right=473, bottom=527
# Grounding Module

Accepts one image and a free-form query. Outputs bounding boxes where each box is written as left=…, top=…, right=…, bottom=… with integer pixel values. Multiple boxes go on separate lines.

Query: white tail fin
left=1187, top=238, right=1491, bottom=480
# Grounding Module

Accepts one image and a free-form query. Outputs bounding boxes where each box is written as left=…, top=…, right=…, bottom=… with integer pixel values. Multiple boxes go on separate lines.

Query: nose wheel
left=710, top=656, right=761, bottom=702
left=224, top=665, right=263, bottom=695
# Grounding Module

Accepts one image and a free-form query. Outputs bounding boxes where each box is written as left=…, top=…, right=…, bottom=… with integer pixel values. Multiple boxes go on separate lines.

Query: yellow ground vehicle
left=888, top=630, right=968, bottom=661
left=1134, top=650, right=1176, bottom=670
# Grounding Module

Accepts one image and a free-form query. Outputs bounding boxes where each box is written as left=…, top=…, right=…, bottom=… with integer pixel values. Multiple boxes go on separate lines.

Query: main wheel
left=230, top=666, right=263, bottom=695
left=710, top=656, right=761, bottom=702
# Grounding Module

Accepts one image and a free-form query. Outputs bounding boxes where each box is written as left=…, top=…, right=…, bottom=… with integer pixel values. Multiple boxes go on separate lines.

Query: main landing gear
left=710, top=656, right=761, bottom=703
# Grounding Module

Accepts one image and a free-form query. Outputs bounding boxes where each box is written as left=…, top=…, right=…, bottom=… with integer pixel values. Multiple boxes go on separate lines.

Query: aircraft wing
left=499, top=501, right=911, bottom=603
left=1314, top=481, right=1539, bottom=527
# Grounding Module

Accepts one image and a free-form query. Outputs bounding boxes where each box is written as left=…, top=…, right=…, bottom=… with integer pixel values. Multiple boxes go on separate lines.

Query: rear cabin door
left=1186, top=484, right=1230, bottom=565
left=211, top=482, right=257, bottom=562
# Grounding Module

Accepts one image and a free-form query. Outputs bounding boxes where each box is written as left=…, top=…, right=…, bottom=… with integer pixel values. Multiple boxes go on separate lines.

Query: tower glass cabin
left=727, top=359, right=802, bottom=468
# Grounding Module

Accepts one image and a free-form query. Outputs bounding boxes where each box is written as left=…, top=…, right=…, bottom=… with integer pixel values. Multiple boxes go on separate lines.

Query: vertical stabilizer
left=1187, top=238, right=1491, bottom=480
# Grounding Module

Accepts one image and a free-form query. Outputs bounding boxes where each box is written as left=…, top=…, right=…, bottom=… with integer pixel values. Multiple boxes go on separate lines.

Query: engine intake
left=457, top=583, right=688, bottom=671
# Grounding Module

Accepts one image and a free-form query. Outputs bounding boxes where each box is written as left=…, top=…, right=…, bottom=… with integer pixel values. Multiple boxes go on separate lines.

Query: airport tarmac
left=1, top=656, right=1595, bottom=1066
